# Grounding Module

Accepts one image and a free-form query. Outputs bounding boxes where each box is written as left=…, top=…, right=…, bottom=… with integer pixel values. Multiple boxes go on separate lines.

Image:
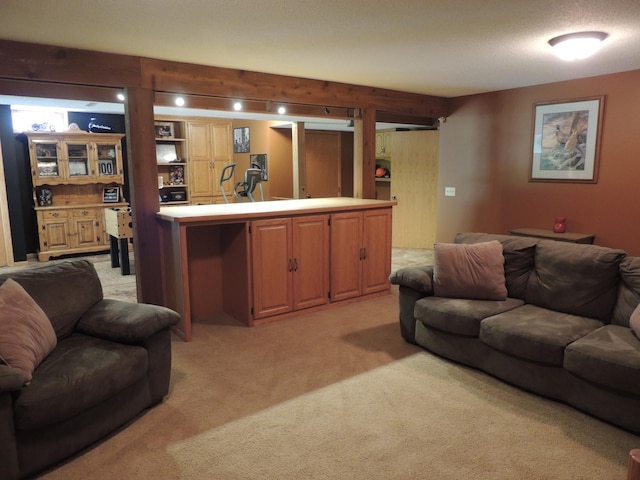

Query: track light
left=323, top=107, right=330, bottom=115
left=548, top=31, right=608, bottom=61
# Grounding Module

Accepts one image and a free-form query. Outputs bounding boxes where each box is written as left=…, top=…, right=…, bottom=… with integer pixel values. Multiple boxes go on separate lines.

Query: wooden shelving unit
left=155, top=118, right=189, bottom=205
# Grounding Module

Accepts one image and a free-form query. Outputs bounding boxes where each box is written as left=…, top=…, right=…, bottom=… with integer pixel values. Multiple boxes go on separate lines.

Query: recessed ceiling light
left=277, top=106, right=286, bottom=114
left=116, top=92, right=126, bottom=101
left=175, top=96, right=185, bottom=107
left=548, top=31, right=608, bottom=61
left=233, top=101, right=243, bottom=111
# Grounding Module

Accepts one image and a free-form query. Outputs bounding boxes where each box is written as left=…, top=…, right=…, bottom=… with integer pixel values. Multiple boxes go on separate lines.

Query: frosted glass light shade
left=549, top=31, right=608, bottom=61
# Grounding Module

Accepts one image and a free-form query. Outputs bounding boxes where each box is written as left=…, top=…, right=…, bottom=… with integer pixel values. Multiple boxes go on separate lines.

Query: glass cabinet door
left=95, top=143, right=120, bottom=179
left=33, top=141, right=61, bottom=180
left=65, top=143, right=91, bottom=178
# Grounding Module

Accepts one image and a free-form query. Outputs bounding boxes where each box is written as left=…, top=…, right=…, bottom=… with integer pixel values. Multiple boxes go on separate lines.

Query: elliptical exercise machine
left=220, top=163, right=265, bottom=203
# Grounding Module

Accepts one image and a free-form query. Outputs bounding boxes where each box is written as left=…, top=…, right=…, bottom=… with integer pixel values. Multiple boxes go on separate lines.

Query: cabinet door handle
left=362, top=247, right=368, bottom=260
left=293, top=258, right=298, bottom=272
left=287, top=258, right=293, bottom=272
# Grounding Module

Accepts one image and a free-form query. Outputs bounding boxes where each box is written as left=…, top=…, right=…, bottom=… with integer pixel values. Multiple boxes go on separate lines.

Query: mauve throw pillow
left=631, top=303, right=640, bottom=338
left=433, top=240, right=507, bottom=300
left=0, top=278, right=57, bottom=384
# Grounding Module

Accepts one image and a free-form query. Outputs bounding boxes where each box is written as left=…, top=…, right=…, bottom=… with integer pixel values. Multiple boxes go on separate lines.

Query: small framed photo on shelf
left=169, top=165, right=185, bottom=185
left=155, top=122, right=175, bottom=139
left=36, top=187, right=53, bottom=206
left=103, top=186, right=120, bottom=203
left=156, top=144, right=178, bottom=163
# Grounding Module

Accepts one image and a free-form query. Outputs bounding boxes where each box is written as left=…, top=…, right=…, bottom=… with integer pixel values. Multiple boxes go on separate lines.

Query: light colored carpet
left=39, top=293, right=639, bottom=480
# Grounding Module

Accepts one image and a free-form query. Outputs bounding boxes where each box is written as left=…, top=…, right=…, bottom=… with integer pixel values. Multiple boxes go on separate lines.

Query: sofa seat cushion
left=564, top=325, right=640, bottom=396
left=415, top=296, right=524, bottom=337
left=13, top=333, right=148, bottom=431
left=480, top=304, right=603, bottom=366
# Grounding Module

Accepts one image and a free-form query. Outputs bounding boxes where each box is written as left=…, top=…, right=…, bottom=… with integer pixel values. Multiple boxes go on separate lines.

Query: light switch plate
left=445, top=187, right=456, bottom=197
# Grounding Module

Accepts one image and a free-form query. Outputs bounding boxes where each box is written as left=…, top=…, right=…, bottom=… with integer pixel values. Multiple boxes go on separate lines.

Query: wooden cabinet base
left=157, top=198, right=396, bottom=341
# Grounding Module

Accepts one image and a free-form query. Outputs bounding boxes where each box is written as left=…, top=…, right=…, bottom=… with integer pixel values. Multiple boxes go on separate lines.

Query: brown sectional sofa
left=0, top=260, right=180, bottom=480
left=390, top=233, right=640, bottom=434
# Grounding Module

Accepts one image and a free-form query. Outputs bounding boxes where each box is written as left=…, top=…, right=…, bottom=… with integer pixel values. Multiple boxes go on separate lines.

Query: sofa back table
left=156, top=198, right=396, bottom=341
left=509, top=227, right=595, bottom=244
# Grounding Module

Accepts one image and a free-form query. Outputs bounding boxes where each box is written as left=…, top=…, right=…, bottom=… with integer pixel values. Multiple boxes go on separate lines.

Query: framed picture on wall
left=529, top=96, right=604, bottom=183
left=233, top=127, right=250, bottom=153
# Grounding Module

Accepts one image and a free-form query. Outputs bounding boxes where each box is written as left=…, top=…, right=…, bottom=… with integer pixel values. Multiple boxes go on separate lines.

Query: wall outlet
left=445, top=187, right=456, bottom=197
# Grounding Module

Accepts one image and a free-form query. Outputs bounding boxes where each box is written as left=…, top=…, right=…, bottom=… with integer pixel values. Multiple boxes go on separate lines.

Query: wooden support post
left=292, top=122, right=306, bottom=199
left=353, top=108, right=376, bottom=199
left=124, top=86, right=163, bottom=305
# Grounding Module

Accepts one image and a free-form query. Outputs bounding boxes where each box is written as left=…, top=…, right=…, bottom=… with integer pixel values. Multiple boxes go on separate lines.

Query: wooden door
left=391, top=130, right=439, bottom=248
left=187, top=122, right=214, bottom=198
left=38, top=211, right=71, bottom=252
left=72, top=208, right=102, bottom=248
left=361, top=208, right=392, bottom=295
left=329, top=211, right=362, bottom=302
left=305, top=131, right=341, bottom=198
left=211, top=122, right=232, bottom=196
left=292, top=215, right=329, bottom=310
left=251, top=218, right=293, bottom=318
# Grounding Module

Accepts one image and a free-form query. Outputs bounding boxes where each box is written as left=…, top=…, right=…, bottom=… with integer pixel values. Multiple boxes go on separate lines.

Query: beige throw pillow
left=0, top=278, right=57, bottom=384
left=433, top=240, right=508, bottom=300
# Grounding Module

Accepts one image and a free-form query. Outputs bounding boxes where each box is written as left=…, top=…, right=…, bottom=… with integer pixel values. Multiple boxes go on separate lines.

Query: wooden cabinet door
left=251, top=218, right=293, bottom=318
left=292, top=215, right=329, bottom=310
left=187, top=122, right=215, bottom=197
left=361, top=208, right=392, bottom=295
left=38, top=211, right=71, bottom=252
left=329, top=211, right=363, bottom=302
left=72, top=208, right=102, bottom=248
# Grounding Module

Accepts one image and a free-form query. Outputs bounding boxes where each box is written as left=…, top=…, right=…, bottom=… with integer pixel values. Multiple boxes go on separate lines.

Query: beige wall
left=437, top=69, right=640, bottom=255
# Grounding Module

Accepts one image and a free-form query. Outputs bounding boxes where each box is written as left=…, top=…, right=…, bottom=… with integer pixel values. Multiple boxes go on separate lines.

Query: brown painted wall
left=438, top=69, right=640, bottom=255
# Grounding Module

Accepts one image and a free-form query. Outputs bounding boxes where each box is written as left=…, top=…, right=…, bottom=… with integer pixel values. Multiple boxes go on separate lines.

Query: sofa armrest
left=389, top=265, right=434, bottom=295
left=390, top=266, right=434, bottom=344
left=0, top=364, right=23, bottom=393
left=76, top=299, right=180, bottom=344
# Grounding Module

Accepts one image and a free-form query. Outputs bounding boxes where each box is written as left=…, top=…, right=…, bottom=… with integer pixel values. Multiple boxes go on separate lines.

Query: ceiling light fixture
left=548, top=31, right=608, bottom=61
left=323, top=107, right=330, bottom=115
left=233, top=101, right=243, bottom=111
left=116, top=92, right=126, bottom=101
left=174, top=96, right=185, bottom=107
left=277, top=105, right=286, bottom=115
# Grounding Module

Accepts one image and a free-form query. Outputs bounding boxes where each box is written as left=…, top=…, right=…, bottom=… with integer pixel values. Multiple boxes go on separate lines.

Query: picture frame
left=154, top=122, right=175, bottom=139
left=36, top=187, right=53, bottom=206
left=233, top=127, right=250, bottom=153
left=103, top=186, right=120, bottom=203
left=250, top=154, right=268, bottom=181
left=530, top=96, right=604, bottom=183
left=169, top=165, right=185, bottom=185
left=156, top=144, right=178, bottom=163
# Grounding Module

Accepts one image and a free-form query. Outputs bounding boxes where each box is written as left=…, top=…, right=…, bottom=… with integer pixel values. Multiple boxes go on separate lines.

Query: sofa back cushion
left=0, top=260, right=103, bottom=340
left=526, top=240, right=626, bottom=322
left=454, top=233, right=538, bottom=300
left=433, top=241, right=507, bottom=300
left=611, top=256, right=640, bottom=327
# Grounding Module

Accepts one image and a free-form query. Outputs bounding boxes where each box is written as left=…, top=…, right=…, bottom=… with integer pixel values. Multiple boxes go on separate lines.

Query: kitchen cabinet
left=251, top=214, right=329, bottom=319
left=329, top=208, right=392, bottom=302
left=375, top=129, right=394, bottom=159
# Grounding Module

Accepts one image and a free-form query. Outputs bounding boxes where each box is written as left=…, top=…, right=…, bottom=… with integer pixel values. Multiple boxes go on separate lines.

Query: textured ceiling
left=1, top=0, right=640, bottom=98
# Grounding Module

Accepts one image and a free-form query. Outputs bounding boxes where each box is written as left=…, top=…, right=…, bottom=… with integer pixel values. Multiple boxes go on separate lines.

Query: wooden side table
left=509, top=228, right=595, bottom=244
